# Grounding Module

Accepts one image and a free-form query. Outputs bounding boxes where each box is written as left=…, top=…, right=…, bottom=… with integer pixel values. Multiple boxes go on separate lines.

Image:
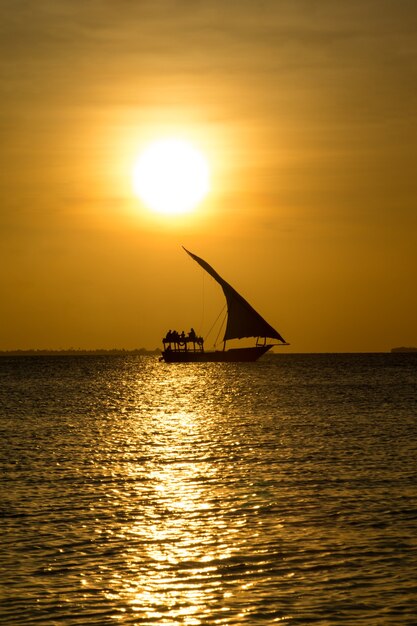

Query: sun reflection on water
left=96, top=356, right=294, bottom=623
left=105, top=365, right=251, bottom=623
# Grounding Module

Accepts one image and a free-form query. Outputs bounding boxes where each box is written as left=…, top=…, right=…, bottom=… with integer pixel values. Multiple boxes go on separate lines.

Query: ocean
left=1, top=353, right=417, bottom=625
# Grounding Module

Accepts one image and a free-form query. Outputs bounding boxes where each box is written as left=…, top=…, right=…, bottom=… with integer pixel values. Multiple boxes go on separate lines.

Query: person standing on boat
left=168, top=330, right=178, bottom=349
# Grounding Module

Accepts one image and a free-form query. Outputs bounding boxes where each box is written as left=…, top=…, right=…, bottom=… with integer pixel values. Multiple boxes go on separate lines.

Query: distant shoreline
left=0, top=348, right=161, bottom=356
left=390, top=347, right=417, bottom=353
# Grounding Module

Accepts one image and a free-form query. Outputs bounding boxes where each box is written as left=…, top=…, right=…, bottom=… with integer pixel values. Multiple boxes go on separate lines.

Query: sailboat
left=161, top=247, right=288, bottom=362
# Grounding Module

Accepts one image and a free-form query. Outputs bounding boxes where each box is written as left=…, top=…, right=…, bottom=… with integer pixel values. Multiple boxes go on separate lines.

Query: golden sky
left=1, top=0, right=416, bottom=352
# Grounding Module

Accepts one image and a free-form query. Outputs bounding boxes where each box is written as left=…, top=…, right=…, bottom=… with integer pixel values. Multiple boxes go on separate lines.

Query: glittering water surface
left=1, top=353, right=417, bottom=625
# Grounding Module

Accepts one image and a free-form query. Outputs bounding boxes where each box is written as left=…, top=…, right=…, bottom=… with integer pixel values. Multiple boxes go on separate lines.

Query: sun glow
left=132, top=138, right=210, bottom=215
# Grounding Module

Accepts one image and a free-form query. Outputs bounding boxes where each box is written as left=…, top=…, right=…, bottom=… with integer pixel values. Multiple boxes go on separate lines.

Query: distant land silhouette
left=0, top=348, right=161, bottom=356
left=391, top=346, right=417, bottom=353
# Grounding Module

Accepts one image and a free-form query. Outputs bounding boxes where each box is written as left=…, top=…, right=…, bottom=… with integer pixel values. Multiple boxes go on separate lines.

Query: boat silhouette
left=161, top=247, right=288, bottom=362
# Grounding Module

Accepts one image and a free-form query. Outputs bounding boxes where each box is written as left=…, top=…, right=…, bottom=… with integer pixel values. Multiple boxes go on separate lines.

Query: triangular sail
left=183, top=247, right=286, bottom=343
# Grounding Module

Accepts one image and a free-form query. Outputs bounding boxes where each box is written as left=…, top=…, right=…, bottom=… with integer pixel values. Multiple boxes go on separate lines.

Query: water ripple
left=1, top=354, right=417, bottom=624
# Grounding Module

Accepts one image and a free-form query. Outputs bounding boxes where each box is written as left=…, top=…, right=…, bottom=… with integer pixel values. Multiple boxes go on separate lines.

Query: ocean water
left=1, top=353, right=417, bottom=625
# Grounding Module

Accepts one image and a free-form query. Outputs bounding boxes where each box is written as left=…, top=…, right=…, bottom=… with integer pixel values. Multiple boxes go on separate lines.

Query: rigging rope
left=205, top=304, right=226, bottom=346
left=213, top=309, right=227, bottom=348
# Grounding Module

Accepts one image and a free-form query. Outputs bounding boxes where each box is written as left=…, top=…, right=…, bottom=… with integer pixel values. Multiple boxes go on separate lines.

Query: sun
left=132, top=138, right=210, bottom=215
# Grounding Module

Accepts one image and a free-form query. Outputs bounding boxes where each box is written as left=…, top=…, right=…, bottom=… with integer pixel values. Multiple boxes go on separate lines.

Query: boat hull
left=161, top=345, right=273, bottom=363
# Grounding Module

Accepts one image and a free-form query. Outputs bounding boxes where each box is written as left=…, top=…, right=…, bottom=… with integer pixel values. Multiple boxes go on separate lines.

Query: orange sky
left=1, top=1, right=416, bottom=352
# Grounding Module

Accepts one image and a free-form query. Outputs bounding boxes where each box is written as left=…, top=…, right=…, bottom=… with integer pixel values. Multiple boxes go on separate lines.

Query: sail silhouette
left=183, top=247, right=286, bottom=343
